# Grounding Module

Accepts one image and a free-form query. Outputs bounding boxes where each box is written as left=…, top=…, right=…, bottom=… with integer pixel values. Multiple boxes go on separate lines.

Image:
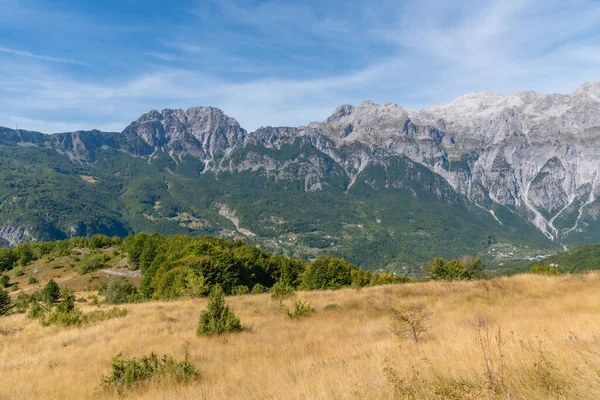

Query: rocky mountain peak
left=119, top=106, right=246, bottom=161
left=574, top=81, right=600, bottom=98
left=327, top=104, right=355, bottom=121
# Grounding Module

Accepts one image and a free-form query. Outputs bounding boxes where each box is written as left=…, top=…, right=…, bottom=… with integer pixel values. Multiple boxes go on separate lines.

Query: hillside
left=1, top=273, right=599, bottom=399
left=0, top=136, right=554, bottom=271
left=528, top=243, right=600, bottom=273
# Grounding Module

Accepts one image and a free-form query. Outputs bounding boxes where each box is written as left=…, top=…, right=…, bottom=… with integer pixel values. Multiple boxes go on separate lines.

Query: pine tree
left=197, top=284, right=242, bottom=336
left=42, top=279, right=61, bottom=305
left=0, top=288, right=12, bottom=315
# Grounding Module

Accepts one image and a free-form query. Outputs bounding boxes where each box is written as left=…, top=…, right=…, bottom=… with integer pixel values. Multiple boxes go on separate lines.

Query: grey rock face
left=0, top=226, right=35, bottom=247
left=2, top=82, right=599, bottom=242
left=119, top=106, right=247, bottom=166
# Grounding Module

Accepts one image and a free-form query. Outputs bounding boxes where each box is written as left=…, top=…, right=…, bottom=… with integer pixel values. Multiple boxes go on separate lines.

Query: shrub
left=251, top=283, right=266, bottom=294
left=427, top=257, right=485, bottom=281
left=197, top=285, right=242, bottom=336
left=529, top=265, right=561, bottom=276
left=90, top=234, right=116, bottom=249
left=43, top=294, right=82, bottom=327
left=13, top=266, right=25, bottom=277
left=351, top=268, right=372, bottom=288
left=28, top=276, right=39, bottom=285
left=14, top=243, right=34, bottom=266
left=79, top=255, right=108, bottom=274
left=301, top=256, right=353, bottom=290
left=14, top=293, right=34, bottom=313
left=323, top=303, right=342, bottom=312
left=185, top=269, right=209, bottom=298
left=89, top=295, right=100, bottom=306
left=233, top=285, right=250, bottom=296
left=82, top=307, right=128, bottom=324
left=270, top=281, right=294, bottom=306
left=372, top=272, right=407, bottom=285
left=0, top=275, right=9, bottom=288
left=0, top=288, right=12, bottom=315
left=100, top=278, right=138, bottom=304
left=0, top=248, right=16, bottom=272
left=153, top=266, right=189, bottom=299
left=42, top=279, right=61, bottom=305
left=101, top=350, right=198, bottom=392
left=27, top=301, right=46, bottom=320
left=285, top=299, right=315, bottom=319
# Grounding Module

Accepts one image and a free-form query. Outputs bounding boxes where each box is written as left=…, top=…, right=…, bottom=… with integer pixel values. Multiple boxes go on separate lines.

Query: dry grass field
left=1, top=273, right=600, bottom=399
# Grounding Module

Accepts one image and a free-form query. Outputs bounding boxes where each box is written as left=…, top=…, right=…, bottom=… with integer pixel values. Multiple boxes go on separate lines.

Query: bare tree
left=388, top=303, right=431, bottom=343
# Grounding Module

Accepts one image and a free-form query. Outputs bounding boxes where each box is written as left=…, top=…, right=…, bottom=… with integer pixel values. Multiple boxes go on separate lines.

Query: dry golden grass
left=1, top=273, right=600, bottom=399
left=8, top=248, right=139, bottom=295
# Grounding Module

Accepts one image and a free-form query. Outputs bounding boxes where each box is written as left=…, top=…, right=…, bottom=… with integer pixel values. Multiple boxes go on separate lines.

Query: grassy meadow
left=1, top=272, right=600, bottom=399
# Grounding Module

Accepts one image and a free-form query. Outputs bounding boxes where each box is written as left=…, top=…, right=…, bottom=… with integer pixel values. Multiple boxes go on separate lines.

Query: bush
left=426, top=257, right=485, bottom=281
left=42, top=279, right=61, bottom=305
left=0, top=275, right=9, bottom=288
left=270, top=281, right=294, bottom=306
left=90, top=234, right=120, bottom=249
left=0, top=288, right=12, bottom=315
left=232, top=285, right=249, bottom=296
left=82, top=307, right=128, bottom=324
left=100, top=278, right=138, bottom=304
left=14, top=293, right=34, bottom=313
left=323, top=303, right=342, bottom=312
left=102, top=350, right=198, bottom=392
left=301, top=256, right=353, bottom=290
left=285, top=299, right=315, bottom=319
left=43, top=294, right=82, bottom=327
left=27, top=301, right=46, bottom=320
left=529, top=265, right=561, bottom=276
left=185, top=269, right=210, bottom=298
left=153, top=266, right=189, bottom=299
left=251, top=283, right=266, bottom=294
left=372, top=272, right=406, bottom=285
left=351, top=268, right=372, bottom=288
left=0, top=248, right=16, bottom=272
left=28, top=276, right=38, bottom=285
left=197, top=285, right=242, bottom=336
left=79, top=255, right=108, bottom=274
left=89, top=295, right=100, bottom=306
left=14, top=243, right=34, bottom=266
left=13, top=266, right=25, bottom=277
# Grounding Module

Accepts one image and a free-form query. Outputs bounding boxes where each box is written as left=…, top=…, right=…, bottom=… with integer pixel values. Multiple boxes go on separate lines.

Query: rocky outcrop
left=0, top=226, right=35, bottom=247
left=1, top=81, right=599, bottom=242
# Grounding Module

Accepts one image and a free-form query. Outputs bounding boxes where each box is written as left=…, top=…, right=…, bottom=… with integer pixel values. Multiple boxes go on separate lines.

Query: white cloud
left=0, top=46, right=91, bottom=67
left=1, top=0, right=599, bottom=133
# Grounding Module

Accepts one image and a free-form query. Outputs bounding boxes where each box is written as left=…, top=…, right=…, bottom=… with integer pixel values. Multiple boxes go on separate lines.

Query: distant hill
left=530, top=243, right=600, bottom=273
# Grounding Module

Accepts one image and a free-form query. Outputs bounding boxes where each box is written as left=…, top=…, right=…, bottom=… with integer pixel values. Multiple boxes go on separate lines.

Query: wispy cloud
left=145, top=52, right=179, bottom=62
left=0, top=0, right=599, bottom=134
left=0, top=46, right=91, bottom=67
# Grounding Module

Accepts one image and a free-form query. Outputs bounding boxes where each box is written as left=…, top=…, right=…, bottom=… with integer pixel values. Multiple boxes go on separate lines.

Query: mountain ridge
left=1, top=82, right=599, bottom=267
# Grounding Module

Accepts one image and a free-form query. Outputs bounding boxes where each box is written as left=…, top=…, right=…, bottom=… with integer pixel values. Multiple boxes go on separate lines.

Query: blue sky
left=1, top=0, right=599, bottom=133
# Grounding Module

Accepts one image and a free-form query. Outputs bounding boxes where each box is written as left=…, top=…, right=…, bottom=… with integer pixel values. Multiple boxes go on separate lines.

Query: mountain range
left=2, top=82, right=600, bottom=271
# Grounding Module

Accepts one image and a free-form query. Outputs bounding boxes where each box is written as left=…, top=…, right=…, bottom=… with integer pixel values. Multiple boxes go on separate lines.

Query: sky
left=1, top=0, right=599, bottom=133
